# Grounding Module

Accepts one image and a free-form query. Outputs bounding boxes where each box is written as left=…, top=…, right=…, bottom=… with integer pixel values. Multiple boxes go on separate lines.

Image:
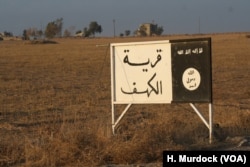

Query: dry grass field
left=0, top=33, right=249, bottom=166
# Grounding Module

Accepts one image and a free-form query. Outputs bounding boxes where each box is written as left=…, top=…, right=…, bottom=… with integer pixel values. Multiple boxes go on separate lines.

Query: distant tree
left=120, top=33, right=124, bottom=37
left=4, top=31, right=13, bottom=37
left=23, top=28, right=43, bottom=40
left=55, top=18, right=63, bottom=37
left=45, top=22, right=57, bottom=38
left=63, top=29, right=71, bottom=37
left=69, top=26, right=75, bottom=35
left=63, top=26, right=75, bottom=37
left=37, top=30, right=43, bottom=38
left=125, top=30, right=131, bottom=36
left=83, top=27, right=90, bottom=37
left=84, top=21, right=102, bottom=37
left=89, top=21, right=102, bottom=36
left=27, top=28, right=36, bottom=38
left=26, top=27, right=43, bottom=39
left=155, top=26, right=164, bottom=35
left=45, top=18, right=63, bottom=38
left=23, top=29, right=29, bottom=40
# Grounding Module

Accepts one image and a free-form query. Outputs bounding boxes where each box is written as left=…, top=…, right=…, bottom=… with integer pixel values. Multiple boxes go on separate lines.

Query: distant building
left=135, top=23, right=158, bottom=36
left=75, top=31, right=84, bottom=37
left=0, top=32, right=21, bottom=41
left=0, top=32, right=4, bottom=37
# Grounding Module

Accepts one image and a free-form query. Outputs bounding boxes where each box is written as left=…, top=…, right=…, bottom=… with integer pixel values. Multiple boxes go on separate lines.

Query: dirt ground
left=0, top=33, right=249, bottom=166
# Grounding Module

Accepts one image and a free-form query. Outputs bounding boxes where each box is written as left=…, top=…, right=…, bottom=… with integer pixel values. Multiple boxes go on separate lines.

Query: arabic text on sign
left=177, top=47, right=203, bottom=55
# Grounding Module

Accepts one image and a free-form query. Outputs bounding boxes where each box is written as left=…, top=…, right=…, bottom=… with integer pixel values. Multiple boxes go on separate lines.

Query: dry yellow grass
left=0, top=33, right=249, bottom=166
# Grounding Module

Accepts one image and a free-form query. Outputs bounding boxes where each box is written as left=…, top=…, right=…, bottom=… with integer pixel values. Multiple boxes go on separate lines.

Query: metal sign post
left=111, top=103, right=132, bottom=135
left=190, top=103, right=213, bottom=144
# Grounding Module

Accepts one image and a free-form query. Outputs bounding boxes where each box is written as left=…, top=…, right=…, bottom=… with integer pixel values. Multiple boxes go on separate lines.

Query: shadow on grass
left=25, top=39, right=58, bottom=44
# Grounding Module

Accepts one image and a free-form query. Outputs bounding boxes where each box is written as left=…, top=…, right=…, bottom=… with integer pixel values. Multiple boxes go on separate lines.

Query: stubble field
left=0, top=33, right=250, bottom=166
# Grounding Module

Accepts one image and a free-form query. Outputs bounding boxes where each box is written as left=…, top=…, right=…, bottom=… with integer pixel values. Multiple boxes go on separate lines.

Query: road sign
left=111, top=38, right=212, bottom=104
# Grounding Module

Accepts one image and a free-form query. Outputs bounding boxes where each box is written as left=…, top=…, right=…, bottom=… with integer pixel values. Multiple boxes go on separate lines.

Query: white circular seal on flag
left=182, top=67, right=201, bottom=91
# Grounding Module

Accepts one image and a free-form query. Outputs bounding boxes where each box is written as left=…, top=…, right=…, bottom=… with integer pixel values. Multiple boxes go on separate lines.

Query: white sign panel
left=111, top=41, right=172, bottom=104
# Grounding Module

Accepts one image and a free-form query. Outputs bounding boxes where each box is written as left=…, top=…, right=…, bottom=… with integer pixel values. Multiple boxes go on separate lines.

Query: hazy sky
left=0, top=0, right=249, bottom=36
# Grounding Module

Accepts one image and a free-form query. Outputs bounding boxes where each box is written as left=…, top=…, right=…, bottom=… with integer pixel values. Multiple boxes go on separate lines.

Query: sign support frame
left=112, top=103, right=132, bottom=135
left=190, top=103, right=213, bottom=144
left=111, top=103, right=213, bottom=143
